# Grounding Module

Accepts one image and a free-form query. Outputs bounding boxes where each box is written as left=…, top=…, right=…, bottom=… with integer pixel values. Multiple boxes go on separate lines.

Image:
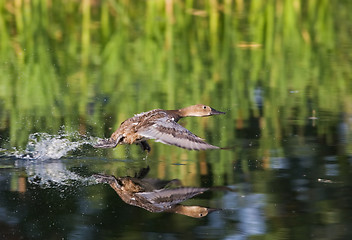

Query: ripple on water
left=1, top=131, right=99, bottom=188
left=10, top=131, right=97, bottom=161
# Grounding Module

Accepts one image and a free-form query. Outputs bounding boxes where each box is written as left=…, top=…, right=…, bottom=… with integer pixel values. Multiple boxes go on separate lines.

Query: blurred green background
left=1, top=0, right=352, bottom=182
left=1, top=1, right=352, bottom=239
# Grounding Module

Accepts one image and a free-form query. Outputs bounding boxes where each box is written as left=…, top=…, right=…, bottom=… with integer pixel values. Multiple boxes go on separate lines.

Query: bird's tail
left=93, top=138, right=118, bottom=148
left=92, top=174, right=116, bottom=185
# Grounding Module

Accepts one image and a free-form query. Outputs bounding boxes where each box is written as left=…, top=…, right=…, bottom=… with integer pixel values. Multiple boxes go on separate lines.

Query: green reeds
left=0, top=0, right=351, bottom=184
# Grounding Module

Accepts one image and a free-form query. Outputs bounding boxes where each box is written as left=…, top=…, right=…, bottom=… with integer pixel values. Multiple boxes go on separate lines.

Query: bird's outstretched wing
left=139, top=118, right=219, bottom=150
left=137, top=187, right=209, bottom=208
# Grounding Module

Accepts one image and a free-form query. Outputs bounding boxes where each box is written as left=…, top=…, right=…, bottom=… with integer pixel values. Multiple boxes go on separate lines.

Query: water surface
left=1, top=1, right=352, bottom=239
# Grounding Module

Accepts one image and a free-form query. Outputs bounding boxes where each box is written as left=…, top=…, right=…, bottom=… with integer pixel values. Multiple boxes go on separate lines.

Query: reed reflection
left=93, top=166, right=220, bottom=218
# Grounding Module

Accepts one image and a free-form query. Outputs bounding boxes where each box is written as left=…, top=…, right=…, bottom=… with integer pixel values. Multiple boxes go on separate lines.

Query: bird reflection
left=93, top=166, right=218, bottom=218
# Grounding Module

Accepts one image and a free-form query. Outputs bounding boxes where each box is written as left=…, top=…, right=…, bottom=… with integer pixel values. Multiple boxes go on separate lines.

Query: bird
left=93, top=167, right=218, bottom=218
left=93, top=104, right=225, bottom=151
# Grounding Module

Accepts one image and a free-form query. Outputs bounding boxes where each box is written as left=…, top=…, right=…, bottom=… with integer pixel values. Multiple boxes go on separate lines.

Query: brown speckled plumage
left=93, top=167, right=218, bottom=218
left=93, top=104, right=225, bottom=151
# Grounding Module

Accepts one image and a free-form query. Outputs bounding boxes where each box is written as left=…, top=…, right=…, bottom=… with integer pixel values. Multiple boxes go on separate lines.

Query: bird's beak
left=208, top=208, right=222, bottom=213
left=210, top=108, right=226, bottom=115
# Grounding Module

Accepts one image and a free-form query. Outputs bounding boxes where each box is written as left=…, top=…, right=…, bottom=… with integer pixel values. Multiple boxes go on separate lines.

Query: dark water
left=1, top=112, right=352, bottom=240
left=1, top=1, right=352, bottom=239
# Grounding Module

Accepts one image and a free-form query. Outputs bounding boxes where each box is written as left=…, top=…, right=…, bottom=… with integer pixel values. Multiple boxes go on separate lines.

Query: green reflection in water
left=0, top=4, right=352, bottom=236
left=0, top=0, right=351, bottom=173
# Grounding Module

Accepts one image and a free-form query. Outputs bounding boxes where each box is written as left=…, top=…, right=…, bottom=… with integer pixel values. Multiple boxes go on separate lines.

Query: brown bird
left=93, top=104, right=225, bottom=151
left=93, top=167, right=218, bottom=218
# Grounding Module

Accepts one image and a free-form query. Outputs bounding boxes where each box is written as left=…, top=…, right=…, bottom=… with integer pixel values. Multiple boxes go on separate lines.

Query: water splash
left=13, top=131, right=97, bottom=161
left=0, top=131, right=102, bottom=188
left=21, top=160, right=96, bottom=188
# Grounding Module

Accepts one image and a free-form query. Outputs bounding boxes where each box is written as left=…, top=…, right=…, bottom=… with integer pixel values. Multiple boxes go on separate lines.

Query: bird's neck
left=164, top=110, right=184, bottom=122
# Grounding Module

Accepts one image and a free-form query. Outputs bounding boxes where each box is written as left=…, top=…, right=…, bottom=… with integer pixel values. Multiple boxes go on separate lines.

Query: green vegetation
left=1, top=2, right=352, bottom=238
left=0, top=0, right=352, bottom=184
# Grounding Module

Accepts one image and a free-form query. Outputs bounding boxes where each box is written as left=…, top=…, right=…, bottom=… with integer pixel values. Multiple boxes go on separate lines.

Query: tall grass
left=0, top=0, right=351, bottom=184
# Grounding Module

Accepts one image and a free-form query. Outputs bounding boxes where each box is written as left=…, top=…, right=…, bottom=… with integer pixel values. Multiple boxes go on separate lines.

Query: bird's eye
left=199, top=213, right=203, bottom=217
left=203, top=106, right=207, bottom=109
